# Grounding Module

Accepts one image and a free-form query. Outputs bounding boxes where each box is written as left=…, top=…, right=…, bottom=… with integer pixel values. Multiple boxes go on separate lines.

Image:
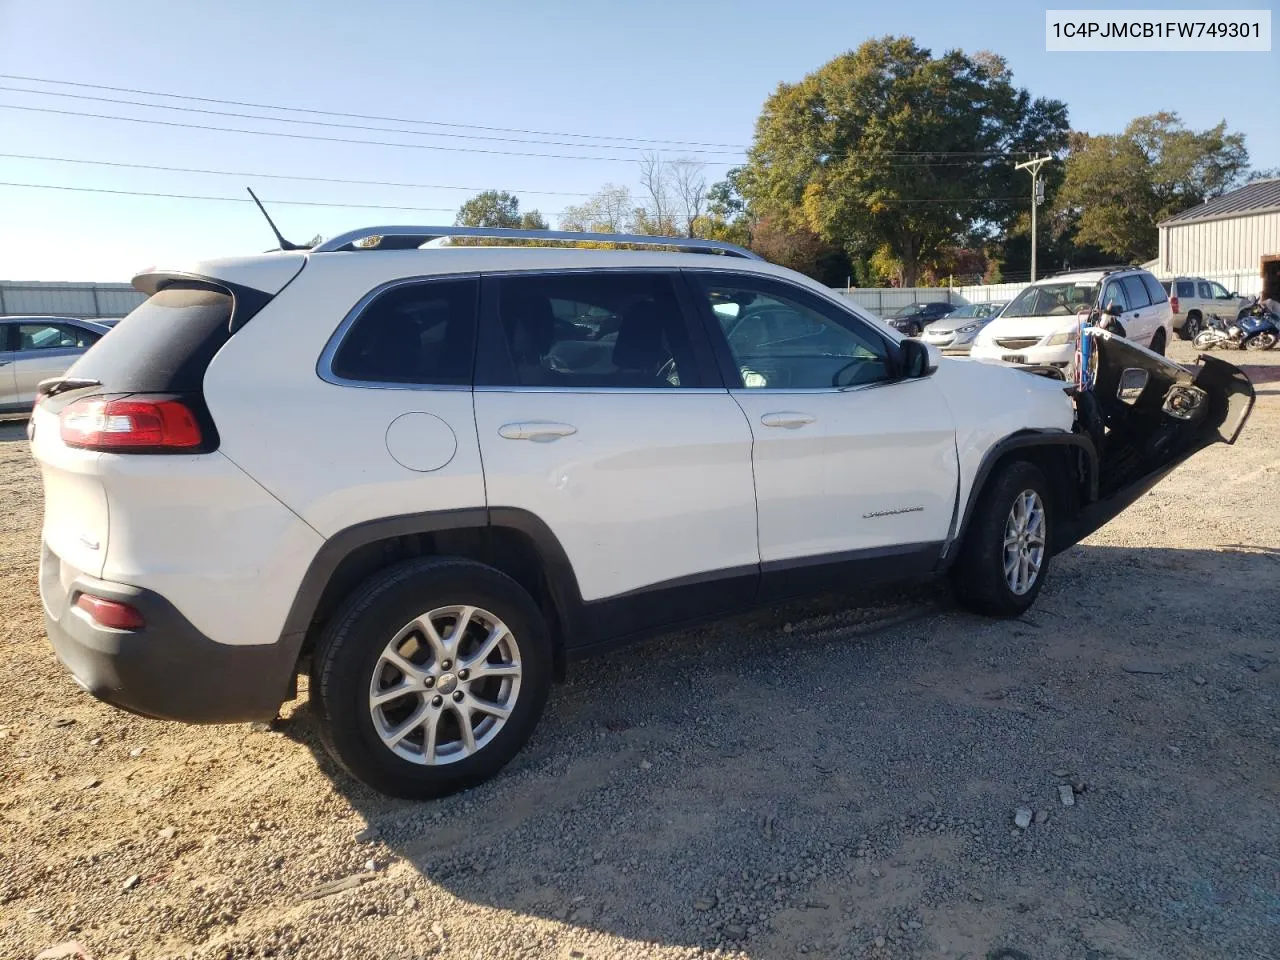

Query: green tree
left=520, top=210, right=549, bottom=230
left=1056, top=113, right=1248, bottom=262
left=455, top=190, right=522, bottom=228
left=742, top=37, right=1068, bottom=286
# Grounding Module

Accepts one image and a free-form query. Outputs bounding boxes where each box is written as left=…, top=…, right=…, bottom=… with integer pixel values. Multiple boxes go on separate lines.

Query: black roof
left=1160, top=178, right=1280, bottom=226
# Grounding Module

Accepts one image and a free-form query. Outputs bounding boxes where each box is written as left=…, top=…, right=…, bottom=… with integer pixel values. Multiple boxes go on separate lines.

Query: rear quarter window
left=328, top=278, right=479, bottom=386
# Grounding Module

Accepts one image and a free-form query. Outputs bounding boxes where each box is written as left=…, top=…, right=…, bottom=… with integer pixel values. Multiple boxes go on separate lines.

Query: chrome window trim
left=316, top=274, right=481, bottom=391
left=474, top=386, right=729, bottom=396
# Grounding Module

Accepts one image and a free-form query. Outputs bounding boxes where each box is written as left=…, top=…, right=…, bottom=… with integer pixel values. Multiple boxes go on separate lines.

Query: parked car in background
left=971, top=267, right=1173, bottom=374
left=0, top=316, right=109, bottom=414
left=1161, top=277, right=1251, bottom=340
left=920, top=300, right=1008, bottom=355
left=882, top=301, right=956, bottom=337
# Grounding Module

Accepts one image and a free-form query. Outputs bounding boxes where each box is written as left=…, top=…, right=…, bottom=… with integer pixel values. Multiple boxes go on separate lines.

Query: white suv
left=31, top=227, right=1253, bottom=799
left=971, top=267, right=1174, bottom=373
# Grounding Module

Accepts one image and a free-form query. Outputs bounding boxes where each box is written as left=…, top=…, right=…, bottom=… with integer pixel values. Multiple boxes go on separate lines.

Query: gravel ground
left=2, top=341, right=1278, bottom=960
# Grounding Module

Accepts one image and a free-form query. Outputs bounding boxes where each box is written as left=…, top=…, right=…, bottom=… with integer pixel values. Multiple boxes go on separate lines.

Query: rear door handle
left=497, top=421, right=578, bottom=442
left=760, top=412, right=815, bottom=429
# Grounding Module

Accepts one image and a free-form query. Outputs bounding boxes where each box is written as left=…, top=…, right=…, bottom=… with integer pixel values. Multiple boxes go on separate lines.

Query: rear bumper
left=41, top=544, right=294, bottom=724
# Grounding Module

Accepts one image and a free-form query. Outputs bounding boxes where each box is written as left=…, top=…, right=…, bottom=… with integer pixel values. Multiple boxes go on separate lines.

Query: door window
left=16, top=323, right=98, bottom=351
left=1176, top=280, right=1196, bottom=298
left=1210, top=282, right=1232, bottom=299
left=492, top=272, right=697, bottom=388
left=329, top=278, right=478, bottom=385
left=691, top=274, right=892, bottom=389
left=1140, top=274, right=1168, bottom=304
left=1101, top=281, right=1130, bottom=314
left=1121, top=276, right=1151, bottom=308
left=1198, top=281, right=1213, bottom=299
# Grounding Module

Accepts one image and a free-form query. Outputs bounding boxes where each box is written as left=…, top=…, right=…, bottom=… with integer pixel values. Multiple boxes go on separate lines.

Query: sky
left=0, top=0, right=1276, bottom=281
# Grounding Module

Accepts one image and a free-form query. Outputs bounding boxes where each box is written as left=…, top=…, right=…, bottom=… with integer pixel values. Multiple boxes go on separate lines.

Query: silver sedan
left=920, top=301, right=1008, bottom=355
left=0, top=316, right=111, bottom=413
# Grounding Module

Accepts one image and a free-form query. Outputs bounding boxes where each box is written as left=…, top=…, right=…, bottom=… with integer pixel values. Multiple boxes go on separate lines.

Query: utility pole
left=1015, top=155, right=1051, bottom=282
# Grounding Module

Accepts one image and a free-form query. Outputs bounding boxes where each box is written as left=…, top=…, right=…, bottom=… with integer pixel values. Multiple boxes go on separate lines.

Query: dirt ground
left=2, top=341, right=1278, bottom=960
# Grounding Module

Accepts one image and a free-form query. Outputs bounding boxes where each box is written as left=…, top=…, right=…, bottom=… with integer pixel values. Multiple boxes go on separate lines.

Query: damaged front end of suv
left=1055, top=329, right=1254, bottom=546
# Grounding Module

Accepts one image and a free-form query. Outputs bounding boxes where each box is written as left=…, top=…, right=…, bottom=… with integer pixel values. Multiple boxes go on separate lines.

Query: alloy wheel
left=368, top=605, right=522, bottom=765
left=1003, top=490, right=1046, bottom=596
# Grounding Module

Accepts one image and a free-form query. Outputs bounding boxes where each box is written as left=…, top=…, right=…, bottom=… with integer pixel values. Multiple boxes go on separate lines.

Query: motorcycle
left=1193, top=302, right=1279, bottom=351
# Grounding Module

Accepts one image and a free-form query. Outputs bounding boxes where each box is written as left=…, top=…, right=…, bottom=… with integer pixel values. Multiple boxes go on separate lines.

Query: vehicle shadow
left=280, top=543, right=1279, bottom=957
left=0, top=418, right=29, bottom=442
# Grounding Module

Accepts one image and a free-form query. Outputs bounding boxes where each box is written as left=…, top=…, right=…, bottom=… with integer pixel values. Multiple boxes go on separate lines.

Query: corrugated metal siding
left=0, top=282, right=146, bottom=318
left=834, top=282, right=1026, bottom=316
left=1159, top=210, right=1280, bottom=275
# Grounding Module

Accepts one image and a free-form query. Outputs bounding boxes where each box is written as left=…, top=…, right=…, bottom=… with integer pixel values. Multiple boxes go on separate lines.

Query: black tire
left=1180, top=312, right=1202, bottom=341
left=950, top=461, right=1052, bottom=617
left=1149, top=328, right=1166, bottom=356
left=311, top=557, right=552, bottom=799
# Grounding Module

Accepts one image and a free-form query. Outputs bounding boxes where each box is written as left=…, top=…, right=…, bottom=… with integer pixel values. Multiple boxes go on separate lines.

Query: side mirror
left=899, top=338, right=938, bottom=379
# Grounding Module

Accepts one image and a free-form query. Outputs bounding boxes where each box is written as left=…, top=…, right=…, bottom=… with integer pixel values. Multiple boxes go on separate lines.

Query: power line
left=0, top=102, right=681, bottom=163
left=0, top=76, right=1033, bottom=163
left=0, top=72, right=750, bottom=150
left=0, top=179, right=1024, bottom=209
left=0, top=152, right=595, bottom=197
left=0, top=180, right=459, bottom=212
left=0, top=84, right=744, bottom=156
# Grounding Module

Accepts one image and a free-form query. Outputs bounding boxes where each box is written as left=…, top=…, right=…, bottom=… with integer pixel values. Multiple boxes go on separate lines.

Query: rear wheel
left=951, top=461, right=1051, bottom=617
left=1244, top=331, right=1277, bottom=351
left=1149, top=328, right=1167, bottom=356
left=1181, top=312, right=1202, bottom=341
left=311, top=558, right=552, bottom=799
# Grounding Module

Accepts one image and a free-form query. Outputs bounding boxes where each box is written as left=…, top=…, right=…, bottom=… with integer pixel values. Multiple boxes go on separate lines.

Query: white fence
left=0, top=281, right=146, bottom=319
left=835, top=270, right=1264, bottom=317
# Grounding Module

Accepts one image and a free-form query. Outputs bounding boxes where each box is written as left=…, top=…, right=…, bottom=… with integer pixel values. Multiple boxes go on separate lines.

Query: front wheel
left=951, top=461, right=1051, bottom=617
left=1243, top=331, right=1278, bottom=351
left=1193, top=331, right=1217, bottom=350
left=311, top=558, right=552, bottom=799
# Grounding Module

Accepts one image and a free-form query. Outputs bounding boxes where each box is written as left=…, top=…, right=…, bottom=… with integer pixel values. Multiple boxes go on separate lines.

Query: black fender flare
left=939, top=430, right=1099, bottom=569
left=277, top=506, right=587, bottom=669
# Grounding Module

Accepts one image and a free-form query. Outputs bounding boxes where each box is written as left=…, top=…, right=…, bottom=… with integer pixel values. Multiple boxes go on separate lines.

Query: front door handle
left=497, top=421, right=578, bottom=442
left=760, top=412, right=815, bottom=429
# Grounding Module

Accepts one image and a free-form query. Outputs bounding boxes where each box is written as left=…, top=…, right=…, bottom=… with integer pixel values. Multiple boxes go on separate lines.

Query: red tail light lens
left=60, top=398, right=202, bottom=451
left=75, top=594, right=146, bottom=630
left=1170, top=296, right=1179, bottom=314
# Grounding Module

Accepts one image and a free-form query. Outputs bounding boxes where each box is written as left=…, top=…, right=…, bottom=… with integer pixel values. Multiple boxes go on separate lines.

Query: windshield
left=887, top=304, right=924, bottom=318
left=1004, top=282, right=1099, bottom=318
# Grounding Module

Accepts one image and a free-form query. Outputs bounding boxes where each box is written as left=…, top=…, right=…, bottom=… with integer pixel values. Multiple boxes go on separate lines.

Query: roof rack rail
left=311, top=225, right=761, bottom=259
left=1047, top=263, right=1140, bottom=278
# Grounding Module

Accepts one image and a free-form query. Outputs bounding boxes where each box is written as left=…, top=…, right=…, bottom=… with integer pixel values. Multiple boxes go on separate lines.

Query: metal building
left=1157, top=178, right=1280, bottom=298
left=0, top=281, right=146, bottom=319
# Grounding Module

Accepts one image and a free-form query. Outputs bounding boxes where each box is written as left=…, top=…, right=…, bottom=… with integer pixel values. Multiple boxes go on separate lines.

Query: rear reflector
left=60, top=397, right=202, bottom=451
left=75, top=594, right=146, bottom=630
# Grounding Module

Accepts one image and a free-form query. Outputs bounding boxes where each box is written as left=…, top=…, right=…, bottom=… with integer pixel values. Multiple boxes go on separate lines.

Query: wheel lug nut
left=424, top=676, right=435, bottom=687
left=458, top=669, right=470, bottom=681
left=441, top=659, right=452, bottom=670
left=431, top=695, right=443, bottom=707
left=452, top=691, right=464, bottom=703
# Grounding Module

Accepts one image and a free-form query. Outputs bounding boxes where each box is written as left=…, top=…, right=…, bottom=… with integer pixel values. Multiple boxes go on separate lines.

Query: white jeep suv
left=31, top=227, right=1253, bottom=799
left=971, top=267, right=1173, bottom=374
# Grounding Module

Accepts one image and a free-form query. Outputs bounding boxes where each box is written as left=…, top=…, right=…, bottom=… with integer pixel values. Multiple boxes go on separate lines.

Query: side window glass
left=1140, top=274, right=1168, bottom=304
left=1211, top=282, right=1231, bottom=299
left=1121, top=276, right=1151, bottom=308
left=494, top=272, right=695, bottom=388
left=693, top=275, right=891, bottom=389
left=1198, top=282, right=1213, bottom=299
left=1102, top=282, right=1129, bottom=314
left=330, top=278, right=478, bottom=385
left=1177, top=280, right=1195, bottom=298
left=17, top=323, right=89, bottom=351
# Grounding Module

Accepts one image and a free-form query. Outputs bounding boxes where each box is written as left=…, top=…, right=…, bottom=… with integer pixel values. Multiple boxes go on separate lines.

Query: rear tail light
left=1170, top=296, right=1179, bottom=314
left=60, top=397, right=202, bottom=451
left=75, top=594, right=146, bottom=630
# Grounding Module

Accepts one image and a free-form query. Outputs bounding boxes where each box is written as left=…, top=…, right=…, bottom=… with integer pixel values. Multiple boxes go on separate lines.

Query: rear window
left=1177, top=280, right=1196, bottom=298
left=66, top=286, right=234, bottom=393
